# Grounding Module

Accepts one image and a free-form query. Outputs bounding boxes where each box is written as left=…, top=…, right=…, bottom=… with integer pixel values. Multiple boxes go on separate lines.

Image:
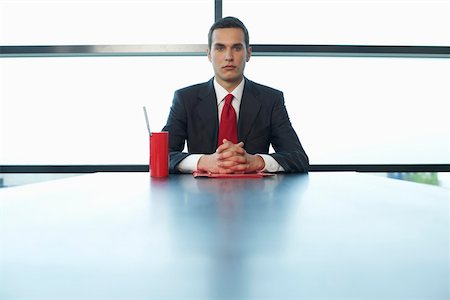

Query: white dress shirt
left=177, top=77, right=284, bottom=173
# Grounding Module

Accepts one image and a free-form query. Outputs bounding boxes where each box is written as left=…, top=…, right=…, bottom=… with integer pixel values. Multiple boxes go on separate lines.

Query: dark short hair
left=208, top=16, right=250, bottom=50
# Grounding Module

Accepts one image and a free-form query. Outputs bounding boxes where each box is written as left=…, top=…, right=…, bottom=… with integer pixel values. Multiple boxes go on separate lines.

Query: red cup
left=150, top=132, right=169, bottom=177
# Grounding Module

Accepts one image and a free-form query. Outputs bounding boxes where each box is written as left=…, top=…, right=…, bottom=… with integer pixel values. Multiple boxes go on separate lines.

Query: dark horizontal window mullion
left=1, top=164, right=449, bottom=173
left=0, top=165, right=149, bottom=173
left=252, top=45, right=450, bottom=56
left=309, top=164, right=450, bottom=172
left=1, top=45, right=449, bottom=58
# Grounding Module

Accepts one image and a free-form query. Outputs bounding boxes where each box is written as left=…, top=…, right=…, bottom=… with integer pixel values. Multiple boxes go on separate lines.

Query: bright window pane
left=224, top=0, right=450, bottom=46
left=0, top=56, right=212, bottom=164
left=1, top=56, right=448, bottom=165
left=245, top=57, right=450, bottom=164
left=0, top=0, right=213, bottom=45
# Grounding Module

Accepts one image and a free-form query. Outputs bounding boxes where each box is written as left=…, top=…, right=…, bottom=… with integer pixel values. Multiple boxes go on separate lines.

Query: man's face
left=207, top=28, right=252, bottom=91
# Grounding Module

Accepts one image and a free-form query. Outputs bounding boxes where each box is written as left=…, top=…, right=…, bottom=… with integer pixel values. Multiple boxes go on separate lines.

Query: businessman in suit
left=163, top=16, right=308, bottom=174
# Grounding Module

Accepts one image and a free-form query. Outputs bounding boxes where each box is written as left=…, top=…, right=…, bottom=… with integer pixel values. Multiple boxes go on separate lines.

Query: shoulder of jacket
left=245, top=78, right=283, bottom=96
left=175, top=80, right=211, bottom=94
left=244, top=79, right=283, bottom=98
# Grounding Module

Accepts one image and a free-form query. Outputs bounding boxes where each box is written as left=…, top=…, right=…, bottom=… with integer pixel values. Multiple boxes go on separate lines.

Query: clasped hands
left=197, top=139, right=265, bottom=174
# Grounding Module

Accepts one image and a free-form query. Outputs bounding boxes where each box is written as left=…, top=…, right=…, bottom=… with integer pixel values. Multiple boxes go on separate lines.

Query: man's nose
left=225, top=49, right=233, bottom=61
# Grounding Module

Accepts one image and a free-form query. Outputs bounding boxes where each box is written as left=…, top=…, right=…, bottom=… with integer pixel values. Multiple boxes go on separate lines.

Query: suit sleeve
left=269, top=92, right=309, bottom=173
left=162, top=90, right=190, bottom=173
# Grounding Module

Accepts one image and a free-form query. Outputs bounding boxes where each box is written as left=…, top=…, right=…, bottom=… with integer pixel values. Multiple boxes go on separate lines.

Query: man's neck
left=216, top=77, right=244, bottom=93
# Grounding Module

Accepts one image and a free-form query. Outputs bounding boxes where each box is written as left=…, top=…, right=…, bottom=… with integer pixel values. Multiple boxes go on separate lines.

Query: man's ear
left=246, top=46, right=252, bottom=62
left=207, top=48, right=212, bottom=62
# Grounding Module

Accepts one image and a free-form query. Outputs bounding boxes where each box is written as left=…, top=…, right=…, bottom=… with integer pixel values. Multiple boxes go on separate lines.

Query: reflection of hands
left=197, top=139, right=265, bottom=174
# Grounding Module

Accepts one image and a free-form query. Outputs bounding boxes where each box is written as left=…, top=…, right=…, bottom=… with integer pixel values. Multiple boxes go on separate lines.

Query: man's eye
left=234, top=46, right=243, bottom=51
left=216, top=46, right=224, bottom=51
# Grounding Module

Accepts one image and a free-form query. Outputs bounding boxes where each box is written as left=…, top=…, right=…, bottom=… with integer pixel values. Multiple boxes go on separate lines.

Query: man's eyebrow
left=213, top=43, right=244, bottom=47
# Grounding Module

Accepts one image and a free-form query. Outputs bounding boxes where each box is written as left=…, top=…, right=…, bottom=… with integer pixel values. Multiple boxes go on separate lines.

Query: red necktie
left=217, top=94, right=238, bottom=146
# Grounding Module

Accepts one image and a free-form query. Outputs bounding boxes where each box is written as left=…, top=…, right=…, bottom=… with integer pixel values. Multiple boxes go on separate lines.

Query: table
left=0, top=172, right=448, bottom=299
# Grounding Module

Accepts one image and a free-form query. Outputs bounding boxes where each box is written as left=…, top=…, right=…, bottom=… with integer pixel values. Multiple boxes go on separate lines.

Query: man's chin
left=219, top=74, right=243, bottom=84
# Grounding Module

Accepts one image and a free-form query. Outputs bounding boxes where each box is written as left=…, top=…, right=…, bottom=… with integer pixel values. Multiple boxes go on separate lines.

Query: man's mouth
left=223, top=65, right=236, bottom=70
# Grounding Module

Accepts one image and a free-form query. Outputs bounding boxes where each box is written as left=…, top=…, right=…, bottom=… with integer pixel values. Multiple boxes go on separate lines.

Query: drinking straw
left=143, top=106, right=152, bottom=136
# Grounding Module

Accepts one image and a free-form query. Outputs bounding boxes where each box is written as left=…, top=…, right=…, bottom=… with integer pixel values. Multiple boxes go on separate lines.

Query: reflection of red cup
left=150, top=132, right=169, bottom=177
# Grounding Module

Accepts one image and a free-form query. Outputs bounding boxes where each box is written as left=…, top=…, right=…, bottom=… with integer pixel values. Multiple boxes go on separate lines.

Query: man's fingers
left=216, top=139, right=234, bottom=153
left=219, top=151, right=240, bottom=160
left=218, top=158, right=244, bottom=168
left=217, top=140, right=245, bottom=153
left=219, top=153, right=247, bottom=163
left=218, top=145, right=246, bottom=158
left=216, top=166, right=235, bottom=174
left=228, top=164, right=249, bottom=171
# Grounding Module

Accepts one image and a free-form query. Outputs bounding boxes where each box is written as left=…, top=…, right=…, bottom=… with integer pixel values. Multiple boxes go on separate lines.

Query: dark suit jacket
left=162, top=78, right=309, bottom=173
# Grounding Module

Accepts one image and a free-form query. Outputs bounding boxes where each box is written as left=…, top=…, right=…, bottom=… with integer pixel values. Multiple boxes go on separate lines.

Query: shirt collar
left=213, top=77, right=245, bottom=105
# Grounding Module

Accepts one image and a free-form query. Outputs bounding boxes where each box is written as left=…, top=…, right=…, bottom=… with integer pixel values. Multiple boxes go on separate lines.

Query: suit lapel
left=196, top=79, right=219, bottom=151
left=238, top=79, right=261, bottom=143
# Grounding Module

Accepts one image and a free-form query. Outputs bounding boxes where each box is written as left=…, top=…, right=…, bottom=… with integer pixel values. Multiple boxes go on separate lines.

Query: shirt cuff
left=177, top=154, right=203, bottom=173
left=258, top=154, right=285, bottom=173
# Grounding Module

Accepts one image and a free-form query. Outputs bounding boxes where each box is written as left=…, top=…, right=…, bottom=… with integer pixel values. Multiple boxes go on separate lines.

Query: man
left=163, top=16, right=308, bottom=174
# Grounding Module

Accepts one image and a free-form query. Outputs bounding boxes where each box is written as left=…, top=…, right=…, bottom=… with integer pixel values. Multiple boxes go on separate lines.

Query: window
left=224, top=0, right=450, bottom=46
left=0, top=0, right=213, bottom=45
left=1, top=56, right=448, bottom=165
left=1, top=0, right=449, bottom=170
